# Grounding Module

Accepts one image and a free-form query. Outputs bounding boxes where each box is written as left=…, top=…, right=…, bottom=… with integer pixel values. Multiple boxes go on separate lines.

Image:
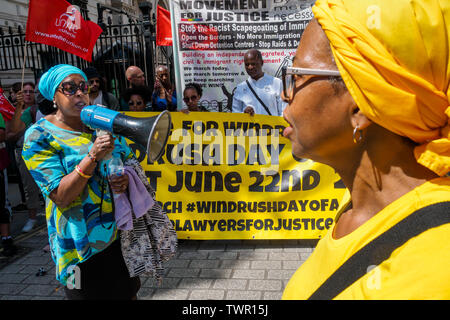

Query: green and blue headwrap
left=38, top=64, right=87, bottom=101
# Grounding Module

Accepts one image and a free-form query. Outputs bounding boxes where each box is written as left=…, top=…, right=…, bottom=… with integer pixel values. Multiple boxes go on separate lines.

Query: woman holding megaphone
left=22, top=64, right=141, bottom=300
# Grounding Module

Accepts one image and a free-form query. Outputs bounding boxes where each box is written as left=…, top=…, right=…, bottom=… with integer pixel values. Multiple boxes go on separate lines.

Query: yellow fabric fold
left=312, top=0, right=450, bottom=176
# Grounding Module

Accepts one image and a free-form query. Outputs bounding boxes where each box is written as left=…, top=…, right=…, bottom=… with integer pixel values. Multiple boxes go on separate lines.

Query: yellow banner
left=124, top=111, right=347, bottom=240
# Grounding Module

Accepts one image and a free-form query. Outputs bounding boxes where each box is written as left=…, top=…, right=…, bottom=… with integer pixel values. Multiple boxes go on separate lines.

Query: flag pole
left=20, top=41, right=29, bottom=91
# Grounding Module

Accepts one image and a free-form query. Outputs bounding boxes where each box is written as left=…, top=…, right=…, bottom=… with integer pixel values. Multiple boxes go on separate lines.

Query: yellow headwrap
left=312, top=0, right=450, bottom=176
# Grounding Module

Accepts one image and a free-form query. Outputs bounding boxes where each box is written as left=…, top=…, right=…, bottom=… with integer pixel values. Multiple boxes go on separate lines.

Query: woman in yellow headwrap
left=282, top=0, right=450, bottom=299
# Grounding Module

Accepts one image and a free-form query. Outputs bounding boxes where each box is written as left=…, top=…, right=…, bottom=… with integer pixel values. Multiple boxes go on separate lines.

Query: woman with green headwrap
left=22, top=64, right=140, bottom=300
left=282, top=0, right=450, bottom=299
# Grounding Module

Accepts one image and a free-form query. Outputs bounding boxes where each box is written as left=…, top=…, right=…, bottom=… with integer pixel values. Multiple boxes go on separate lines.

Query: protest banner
left=124, top=111, right=347, bottom=240
left=169, top=0, right=316, bottom=111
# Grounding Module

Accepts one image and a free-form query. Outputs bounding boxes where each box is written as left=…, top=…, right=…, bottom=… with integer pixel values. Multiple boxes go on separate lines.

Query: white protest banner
left=169, top=0, right=316, bottom=111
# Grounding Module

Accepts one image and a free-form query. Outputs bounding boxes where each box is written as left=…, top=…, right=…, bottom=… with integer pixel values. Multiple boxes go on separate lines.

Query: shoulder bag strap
left=246, top=80, right=272, bottom=116
left=308, top=201, right=450, bottom=300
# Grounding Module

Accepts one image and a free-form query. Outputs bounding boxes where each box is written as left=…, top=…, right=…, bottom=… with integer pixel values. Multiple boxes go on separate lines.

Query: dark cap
left=83, top=67, right=100, bottom=80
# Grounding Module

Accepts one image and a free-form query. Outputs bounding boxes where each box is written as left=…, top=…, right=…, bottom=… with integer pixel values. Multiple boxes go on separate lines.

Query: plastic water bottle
left=108, top=157, right=124, bottom=196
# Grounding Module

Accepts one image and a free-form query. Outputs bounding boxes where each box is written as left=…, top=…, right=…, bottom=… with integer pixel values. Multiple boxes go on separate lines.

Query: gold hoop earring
left=353, top=125, right=363, bottom=144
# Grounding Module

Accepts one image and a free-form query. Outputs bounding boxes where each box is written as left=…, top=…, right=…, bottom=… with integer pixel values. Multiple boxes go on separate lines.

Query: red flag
left=0, top=88, right=15, bottom=121
left=156, top=5, right=173, bottom=46
left=25, top=0, right=102, bottom=62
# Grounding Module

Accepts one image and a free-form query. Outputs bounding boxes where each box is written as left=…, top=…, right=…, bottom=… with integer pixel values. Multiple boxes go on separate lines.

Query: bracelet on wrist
left=87, top=152, right=98, bottom=163
left=75, top=165, right=92, bottom=179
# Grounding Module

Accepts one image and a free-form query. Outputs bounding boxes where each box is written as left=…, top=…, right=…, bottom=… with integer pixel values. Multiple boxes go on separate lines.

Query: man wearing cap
left=83, top=67, right=120, bottom=111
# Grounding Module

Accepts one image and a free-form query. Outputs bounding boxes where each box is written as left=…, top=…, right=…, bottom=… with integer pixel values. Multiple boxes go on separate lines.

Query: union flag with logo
left=25, top=0, right=102, bottom=62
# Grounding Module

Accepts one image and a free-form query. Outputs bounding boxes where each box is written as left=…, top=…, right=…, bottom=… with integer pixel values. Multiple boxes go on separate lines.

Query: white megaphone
left=80, top=105, right=171, bottom=163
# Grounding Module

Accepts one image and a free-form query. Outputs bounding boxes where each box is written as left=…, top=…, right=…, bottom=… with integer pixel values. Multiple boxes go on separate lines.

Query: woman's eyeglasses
left=23, top=90, right=35, bottom=94
left=183, top=95, right=198, bottom=103
left=282, top=66, right=341, bottom=100
left=58, top=81, right=89, bottom=96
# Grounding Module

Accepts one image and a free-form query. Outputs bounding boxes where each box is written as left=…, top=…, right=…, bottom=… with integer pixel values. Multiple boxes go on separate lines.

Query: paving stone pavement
left=0, top=225, right=318, bottom=300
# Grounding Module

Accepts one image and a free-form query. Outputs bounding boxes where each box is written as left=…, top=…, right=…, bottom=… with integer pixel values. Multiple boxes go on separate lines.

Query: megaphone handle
left=96, top=129, right=112, bottom=160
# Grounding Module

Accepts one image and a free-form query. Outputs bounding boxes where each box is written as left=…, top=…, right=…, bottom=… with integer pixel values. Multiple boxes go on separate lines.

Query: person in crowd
left=22, top=64, right=140, bottom=300
left=122, top=86, right=151, bottom=112
left=125, top=66, right=146, bottom=88
left=6, top=82, right=42, bottom=233
left=22, top=82, right=36, bottom=108
left=35, top=90, right=55, bottom=121
left=121, top=66, right=152, bottom=111
left=232, top=49, right=286, bottom=116
left=83, top=67, right=120, bottom=111
left=180, top=83, right=208, bottom=113
left=282, top=0, right=450, bottom=300
left=6, top=83, right=27, bottom=208
left=152, top=65, right=177, bottom=111
left=0, top=113, right=16, bottom=257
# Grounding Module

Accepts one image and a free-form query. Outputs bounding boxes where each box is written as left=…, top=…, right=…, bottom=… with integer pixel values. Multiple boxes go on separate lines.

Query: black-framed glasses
left=58, top=81, right=88, bottom=96
left=282, top=66, right=341, bottom=100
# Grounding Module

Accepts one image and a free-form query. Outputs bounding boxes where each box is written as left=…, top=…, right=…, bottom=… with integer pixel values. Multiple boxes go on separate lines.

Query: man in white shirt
left=232, top=49, right=286, bottom=116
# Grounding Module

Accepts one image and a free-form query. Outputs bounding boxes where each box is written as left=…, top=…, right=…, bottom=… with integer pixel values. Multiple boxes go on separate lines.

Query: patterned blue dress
left=22, top=118, right=134, bottom=285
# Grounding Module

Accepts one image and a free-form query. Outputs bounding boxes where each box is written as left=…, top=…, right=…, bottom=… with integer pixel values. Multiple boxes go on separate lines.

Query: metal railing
left=93, top=20, right=147, bottom=97
left=0, top=6, right=173, bottom=101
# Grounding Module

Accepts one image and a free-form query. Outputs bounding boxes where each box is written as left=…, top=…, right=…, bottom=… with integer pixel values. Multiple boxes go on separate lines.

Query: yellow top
left=313, top=0, right=450, bottom=176
left=283, top=177, right=450, bottom=299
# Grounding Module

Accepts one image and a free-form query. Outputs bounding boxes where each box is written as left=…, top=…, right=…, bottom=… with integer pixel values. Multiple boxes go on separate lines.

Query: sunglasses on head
left=58, top=81, right=88, bottom=96
left=183, top=95, right=198, bottom=102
